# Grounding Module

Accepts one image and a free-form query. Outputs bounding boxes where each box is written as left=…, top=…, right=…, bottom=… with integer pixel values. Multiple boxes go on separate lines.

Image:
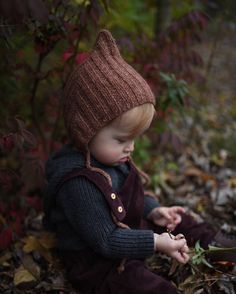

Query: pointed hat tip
left=94, top=29, right=120, bottom=57
left=97, top=29, right=113, bottom=38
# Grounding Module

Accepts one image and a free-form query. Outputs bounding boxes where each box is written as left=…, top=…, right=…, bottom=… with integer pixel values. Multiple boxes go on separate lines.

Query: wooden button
left=118, top=206, right=123, bottom=213
left=111, top=193, right=116, bottom=200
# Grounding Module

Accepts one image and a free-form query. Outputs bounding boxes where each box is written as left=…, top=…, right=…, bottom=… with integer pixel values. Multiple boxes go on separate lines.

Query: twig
left=167, top=229, right=173, bottom=239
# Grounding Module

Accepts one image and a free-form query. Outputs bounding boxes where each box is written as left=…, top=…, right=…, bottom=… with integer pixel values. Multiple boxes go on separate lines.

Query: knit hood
left=63, top=29, right=155, bottom=152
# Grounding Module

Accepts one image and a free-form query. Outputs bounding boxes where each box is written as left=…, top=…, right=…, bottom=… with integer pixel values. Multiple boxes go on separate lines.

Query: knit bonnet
left=63, top=29, right=155, bottom=151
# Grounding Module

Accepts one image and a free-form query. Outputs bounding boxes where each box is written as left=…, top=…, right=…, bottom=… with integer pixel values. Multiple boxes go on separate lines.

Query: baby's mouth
left=119, top=156, right=129, bottom=162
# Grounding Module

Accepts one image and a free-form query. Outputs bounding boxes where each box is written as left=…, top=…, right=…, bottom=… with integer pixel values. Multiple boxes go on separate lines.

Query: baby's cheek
left=106, top=150, right=119, bottom=159
left=98, top=149, right=119, bottom=164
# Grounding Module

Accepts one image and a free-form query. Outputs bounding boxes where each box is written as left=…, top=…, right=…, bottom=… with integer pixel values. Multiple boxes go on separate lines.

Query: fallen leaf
left=38, top=232, right=56, bottom=249
left=217, top=280, right=235, bottom=294
left=211, top=186, right=234, bottom=205
left=210, top=154, right=225, bottom=166
left=0, top=251, right=12, bottom=265
left=22, top=255, right=40, bottom=280
left=229, top=177, right=236, bottom=187
left=14, top=265, right=37, bottom=286
left=178, top=275, right=195, bottom=290
left=168, top=259, right=179, bottom=275
left=0, top=214, right=6, bottom=226
left=22, top=236, right=40, bottom=253
left=184, top=167, right=215, bottom=183
left=22, top=234, right=56, bottom=262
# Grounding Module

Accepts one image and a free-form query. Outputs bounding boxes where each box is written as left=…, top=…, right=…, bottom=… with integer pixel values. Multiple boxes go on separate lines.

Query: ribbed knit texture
left=63, top=30, right=155, bottom=151
left=44, top=144, right=160, bottom=258
left=57, top=178, right=154, bottom=258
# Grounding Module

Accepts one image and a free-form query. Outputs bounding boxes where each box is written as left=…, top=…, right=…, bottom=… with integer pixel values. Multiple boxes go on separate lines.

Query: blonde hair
left=110, top=103, right=156, bottom=138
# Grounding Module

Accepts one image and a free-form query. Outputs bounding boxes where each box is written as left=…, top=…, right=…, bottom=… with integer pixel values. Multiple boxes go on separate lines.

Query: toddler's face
left=88, top=124, right=135, bottom=166
left=88, top=104, right=155, bottom=166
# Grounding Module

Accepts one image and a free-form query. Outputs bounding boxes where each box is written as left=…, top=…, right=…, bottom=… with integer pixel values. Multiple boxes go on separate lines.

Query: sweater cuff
left=106, top=229, right=155, bottom=259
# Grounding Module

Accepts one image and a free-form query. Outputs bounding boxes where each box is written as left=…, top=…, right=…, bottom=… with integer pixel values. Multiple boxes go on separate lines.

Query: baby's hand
left=154, top=232, right=189, bottom=264
left=148, top=206, right=185, bottom=231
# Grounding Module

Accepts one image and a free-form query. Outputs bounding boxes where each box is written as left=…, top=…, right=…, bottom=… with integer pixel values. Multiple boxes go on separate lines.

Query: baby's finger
left=172, top=206, right=185, bottom=214
left=161, top=210, right=172, bottom=221
left=173, top=214, right=182, bottom=225
left=172, top=251, right=189, bottom=264
left=179, top=252, right=190, bottom=264
left=181, top=244, right=189, bottom=253
left=174, top=238, right=188, bottom=252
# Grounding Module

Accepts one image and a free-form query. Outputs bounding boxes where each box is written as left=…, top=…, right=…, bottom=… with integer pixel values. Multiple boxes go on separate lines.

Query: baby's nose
left=125, top=141, right=134, bottom=152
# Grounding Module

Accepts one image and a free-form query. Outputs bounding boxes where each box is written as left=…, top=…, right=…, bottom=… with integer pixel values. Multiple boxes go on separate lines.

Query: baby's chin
left=96, top=156, right=129, bottom=166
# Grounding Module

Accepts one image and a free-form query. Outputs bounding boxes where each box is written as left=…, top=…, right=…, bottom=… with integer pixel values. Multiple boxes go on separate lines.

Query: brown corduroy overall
left=59, top=162, right=216, bottom=294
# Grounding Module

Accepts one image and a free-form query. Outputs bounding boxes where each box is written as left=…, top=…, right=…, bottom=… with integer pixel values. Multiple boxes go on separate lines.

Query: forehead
left=101, top=124, right=131, bottom=137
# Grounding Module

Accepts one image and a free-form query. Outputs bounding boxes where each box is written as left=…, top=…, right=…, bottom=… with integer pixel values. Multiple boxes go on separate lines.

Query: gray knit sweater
left=44, top=144, right=160, bottom=259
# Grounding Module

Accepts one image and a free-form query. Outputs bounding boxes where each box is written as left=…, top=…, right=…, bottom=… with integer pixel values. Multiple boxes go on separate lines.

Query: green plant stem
left=206, top=246, right=236, bottom=253
left=190, top=246, right=236, bottom=255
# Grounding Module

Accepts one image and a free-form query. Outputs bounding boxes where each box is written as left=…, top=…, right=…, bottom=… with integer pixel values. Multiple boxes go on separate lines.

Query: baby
left=44, top=30, right=236, bottom=294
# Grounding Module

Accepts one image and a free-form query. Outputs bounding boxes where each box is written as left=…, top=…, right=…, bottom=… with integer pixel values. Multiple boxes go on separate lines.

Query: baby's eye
left=115, top=138, right=126, bottom=144
left=117, top=139, right=125, bottom=143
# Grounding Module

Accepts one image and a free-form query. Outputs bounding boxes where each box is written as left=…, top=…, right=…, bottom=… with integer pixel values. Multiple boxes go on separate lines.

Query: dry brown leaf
left=178, top=275, right=196, bottom=291
left=0, top=214, right=6, bottom=226
left=229, top=177, right=236, bottom=188
left=184, top=167, right=204, bottom=177
left=22, top=234, right=56, bottom=262
left=168, top=259, right=179, bottom=276
left=23, top=236, right=40, bottom=253
left=38, top=232, right=56, bottom=249
left=22, top=255, right=40, bottom=280
left=184, top=167, right=216, bottom=184
left=14, top=265, right=37, bottom=286
left=0, top=251, right=11, bottom=265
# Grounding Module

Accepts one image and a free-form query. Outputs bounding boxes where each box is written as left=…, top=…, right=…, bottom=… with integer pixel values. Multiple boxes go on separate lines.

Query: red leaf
left=0, top=227, right=13, bottom=250
left=76, top=52, right=89, bottom=65
left=0, top=134, right=15, bottom=151
left=62, top=50, right=73, bottom=62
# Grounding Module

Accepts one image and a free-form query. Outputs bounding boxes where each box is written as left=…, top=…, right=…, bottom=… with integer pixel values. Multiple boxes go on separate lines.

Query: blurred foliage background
left=0, top=0, right=235, bottom=244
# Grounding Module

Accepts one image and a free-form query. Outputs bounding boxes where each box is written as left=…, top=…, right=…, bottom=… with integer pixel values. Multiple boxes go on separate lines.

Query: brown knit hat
left=63, top=29, right=155, bottom=151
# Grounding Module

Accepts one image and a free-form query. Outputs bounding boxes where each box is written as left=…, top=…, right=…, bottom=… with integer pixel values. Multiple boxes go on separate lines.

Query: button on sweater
left=44, top=144, right=160, bottom=259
